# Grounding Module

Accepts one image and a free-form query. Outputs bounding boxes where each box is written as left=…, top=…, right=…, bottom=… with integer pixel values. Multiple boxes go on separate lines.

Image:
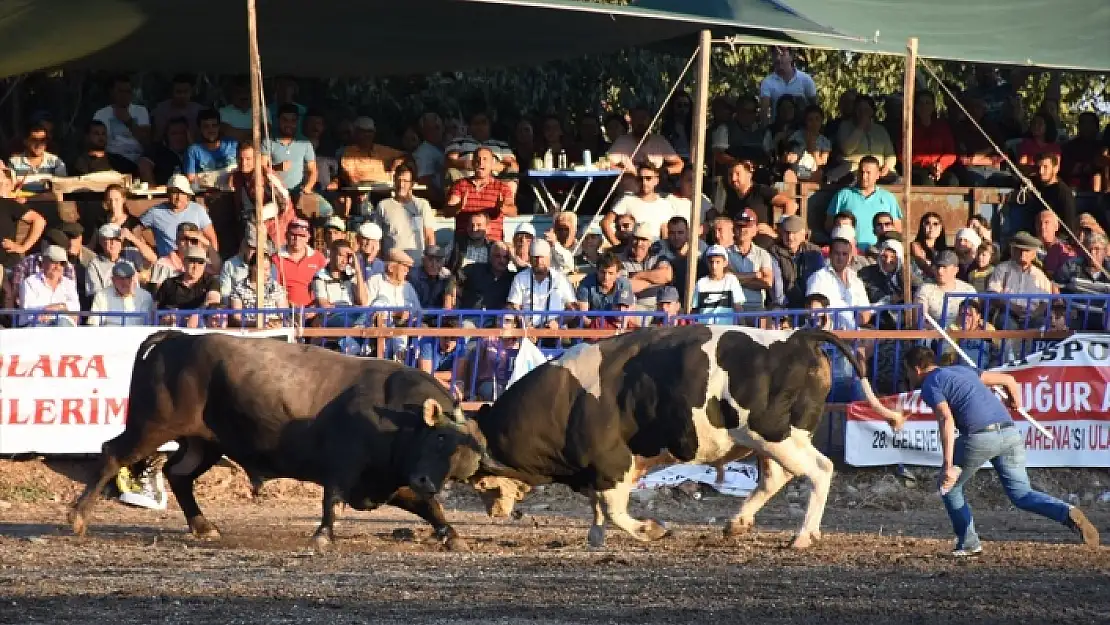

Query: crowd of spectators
left=0, top=58, right=1108, bottom=397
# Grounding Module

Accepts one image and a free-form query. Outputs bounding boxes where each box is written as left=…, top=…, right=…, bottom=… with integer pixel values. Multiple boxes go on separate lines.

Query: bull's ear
left=422, top=398, right=445, bottom=428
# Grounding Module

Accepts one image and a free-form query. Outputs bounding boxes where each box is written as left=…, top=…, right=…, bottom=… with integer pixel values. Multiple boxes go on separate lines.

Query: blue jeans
left=942, top=426, right=1071, bottom=551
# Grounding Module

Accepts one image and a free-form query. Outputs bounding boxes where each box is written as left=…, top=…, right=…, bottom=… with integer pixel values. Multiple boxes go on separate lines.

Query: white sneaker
left=119, top=461, right=168, bottom=511
left=951, top=545, right=982, bottom=558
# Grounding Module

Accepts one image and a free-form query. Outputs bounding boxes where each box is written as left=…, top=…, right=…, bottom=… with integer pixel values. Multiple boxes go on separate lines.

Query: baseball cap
left=111, top=260, right=136, bottom=279
left=933, top=250, right=959, bottom=267
left=530, top=239, right=552, bottom=258
left=98, top=223, right=122, bottom=239
left=287, top=218, right=311, bottom=234
left=43, top=229, right=69, bottom=248
left=734, top=208, right=757, bottom=225
left=1010, top=231, right=1043, bottom=250
left=167, top=174, right=194, bottom=195
left=514, top=223, right=536, bottom=238
left=632, top=222, right=657, bottom=241
left=657, top=285, right=681, bottom=304
left=61, top=222, right=84, bottom=237
left=243, top=223, right=276, bottom=255
left=615, top=290, right=636, bottom=307
left=354, top=116, right=376, bottom=131
left=326, top=216, right=347, bottom=232
left=356, top=221, right=382, bottom=240
left=830, top=224, right=857, bottom=244
left=779, top=214, right=805, bottom=233
left=44, top=245, right=67, bottom=263
left=424, top=244, right=446, bottom=259
left=954, top=227, right=982, bottom=249
left=705, top=244, right=729, bottom=259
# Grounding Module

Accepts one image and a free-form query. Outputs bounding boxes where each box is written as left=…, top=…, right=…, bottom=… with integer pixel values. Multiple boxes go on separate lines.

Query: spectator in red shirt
left=444, top=146, right=516, bottom=242
left=909, top=91, right=958, bottom=186
left=273, top=218, right=325, bottom=307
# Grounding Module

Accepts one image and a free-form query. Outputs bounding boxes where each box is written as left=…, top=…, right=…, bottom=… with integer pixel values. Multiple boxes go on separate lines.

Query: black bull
left=469, top=325, right=905, bottom=549
left=69, top=330, right=504, bottom=551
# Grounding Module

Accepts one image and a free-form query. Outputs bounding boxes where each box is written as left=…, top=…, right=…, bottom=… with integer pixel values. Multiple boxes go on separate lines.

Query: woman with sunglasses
left=910, top=211, right=951, bottom=278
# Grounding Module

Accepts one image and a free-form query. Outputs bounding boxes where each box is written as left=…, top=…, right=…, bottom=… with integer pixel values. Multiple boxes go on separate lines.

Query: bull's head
left=405, top=398, right=509, bottom=497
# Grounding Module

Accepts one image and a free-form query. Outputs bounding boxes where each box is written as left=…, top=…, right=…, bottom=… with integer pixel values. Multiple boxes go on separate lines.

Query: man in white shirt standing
left=506, top=239, right=575, bottom=329
left=88, top=261, right=154, bottom=326
left=92, top=75, right=151, bottom=164
left=602, top=163, right=676, bottom=245
left=19, top=245, right=80, bottom=326
left=759, top=47, right=818, bottom=125
left=806, top=225, right=872, bottom=329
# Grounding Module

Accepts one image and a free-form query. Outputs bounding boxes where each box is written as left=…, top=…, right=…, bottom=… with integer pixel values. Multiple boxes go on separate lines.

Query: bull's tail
left=799, top=329, right=904, bottom=425
left=137, top=330, right=184, bottom=362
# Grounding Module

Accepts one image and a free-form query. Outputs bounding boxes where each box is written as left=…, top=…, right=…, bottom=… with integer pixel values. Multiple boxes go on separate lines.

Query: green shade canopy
left=0, top=0, right=845, bottom=78
left=636, top=0, right=1110, bottom=71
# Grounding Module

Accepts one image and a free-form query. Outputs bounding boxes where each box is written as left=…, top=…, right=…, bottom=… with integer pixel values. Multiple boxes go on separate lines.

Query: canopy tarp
left=0, top=0, right=847, bottom=78
left=637, top=0, right=1110, bottom=72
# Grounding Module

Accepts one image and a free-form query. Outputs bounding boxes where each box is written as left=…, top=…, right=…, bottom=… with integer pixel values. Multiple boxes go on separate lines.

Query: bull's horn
left=451, top=406, right=466, bottom=425
left=422, top=398, right=448, bottom=428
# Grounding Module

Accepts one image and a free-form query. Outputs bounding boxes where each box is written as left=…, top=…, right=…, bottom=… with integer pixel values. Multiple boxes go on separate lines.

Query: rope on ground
left=918, top=59, right=1092, bottom=260
left=569, top=46, right=701, bottom=256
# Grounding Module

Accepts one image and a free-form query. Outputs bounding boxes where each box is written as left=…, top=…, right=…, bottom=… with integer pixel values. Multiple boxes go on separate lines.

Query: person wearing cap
left=915, top=250, right=977, bottom=326
left=353, top=221, right=385, bottom=280
left=506, top=238, right=575, bottom=329
left=321, top=215, right=348, bottom=251
left=603, top=163, right=677, bottom=247
left=443, top=110, right=516, bottom=188
left=274, top=218, right=326, bottom=308
left=338, top=116, right=406, bottom=186
left=719, top=160, right=797, bottom=241
left=652, top=285, right=688, bottom=325
left=573, top=251, right=633, bottom=313
left=153, top=245, right=221, bottom=325
left=605, top=102, right=683, bottom=176
left=444, top=146, right=517, bottom=243
left=987, top=231, right=1054, bottom=328
left=184, top=108, right=238, bottom=184
left=575, top=221, right=606, bottom=271
left=408, top=245, right=449, bottom=308
left=367, top=248, right=420, bottom=310
left=5, top=229, right=77, bottom=308
left=0, top=170, right=47, bottom=269
left=692, top=245, right=744, bottom=323
left=6, top=123, right=67, bottom=192
left=138, top=173, right=218, bottom=257
left=1054, top=230, right=1110, bottom=299
left=1034, top=208, right=1077, bottom=276
left=620, top=222, right=673, bottom=309
left=826, top=155, right=902, bottom=250
left=86, top=222, right=154, bottom=296
left=262, top=103, right=318, bottom=198
left=769, top=213, right=826, bottom=308
left=17, top=244, right=80, bottom=327
left=229, top=252, right=289, bottom=329
left=149, top=222, right=219, bottom=289
left=587, top=288, right=640, bottom=331
left=508, top=223, right=536, bottom=271
left=806, top=226, right=872, bottom=330
left=59, top=221, right=96, bottom=269
left=88, top=260, right=153, bottom=327
left=372, top=163, right=436, bottom=261
left=218, top=222, right=278, bottom=303
left=729, top=208, right=775, bottom=310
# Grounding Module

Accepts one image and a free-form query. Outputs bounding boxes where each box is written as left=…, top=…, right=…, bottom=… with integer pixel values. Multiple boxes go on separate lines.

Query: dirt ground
left=1, top=459, right=1108, bottom=625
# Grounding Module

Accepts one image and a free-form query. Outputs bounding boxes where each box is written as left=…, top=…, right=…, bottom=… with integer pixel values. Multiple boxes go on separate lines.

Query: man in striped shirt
left=445, top=147, right=517, bottom=242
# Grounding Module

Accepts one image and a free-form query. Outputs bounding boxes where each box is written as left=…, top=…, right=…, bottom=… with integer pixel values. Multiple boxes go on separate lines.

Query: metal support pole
left=685, top=30, right=712, bottom=313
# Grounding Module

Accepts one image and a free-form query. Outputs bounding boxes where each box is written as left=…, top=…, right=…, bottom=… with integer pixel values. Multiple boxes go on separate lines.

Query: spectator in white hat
left=507, top=238, right=575, bottom=328
left=620, top=221, right=673, bottom=309
left=19, top=244, right=80, bottom=327
left=509, top=223, right=536, bottom=271
left=88, top=261, right=153, bottom=327
left=693, top=244, right=744, bottom=324
left=372, top=163, right=436, bottom=260
left=323, top=215, right=348, bottom=251
left=806, top=224, right=872, bottom=329
left=138, top=173, right=218, bottom=257
left=355, top=220, right=385, bottom=280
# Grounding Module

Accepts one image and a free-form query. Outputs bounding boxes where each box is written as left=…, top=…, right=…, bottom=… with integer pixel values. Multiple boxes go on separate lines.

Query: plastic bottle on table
left=543, top=149, right=554, bottom=170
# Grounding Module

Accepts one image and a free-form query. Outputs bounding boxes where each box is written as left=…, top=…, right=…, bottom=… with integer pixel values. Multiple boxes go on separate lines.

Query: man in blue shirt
left=138, top=174, right=218, bottom=257
left=904, top=346, right=1099, bottom=556
left=185, top=108, right=238, bottom=183
left=826, top=155, right=902, bottom=250
left=574, top=251, right=632, bottom=313
left=262, top=103, right=317, bottom=196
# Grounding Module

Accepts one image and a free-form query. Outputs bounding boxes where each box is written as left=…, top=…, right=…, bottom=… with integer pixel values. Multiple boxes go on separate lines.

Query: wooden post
left=901, top=38, right=918, bottom=313
left=685, top=30, right=712, bottom=313
left=247, top=0, right=266, bottom=329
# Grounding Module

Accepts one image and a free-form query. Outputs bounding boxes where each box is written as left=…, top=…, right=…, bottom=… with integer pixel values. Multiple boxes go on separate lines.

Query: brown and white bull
left=470, top=325, right=905, bottom=549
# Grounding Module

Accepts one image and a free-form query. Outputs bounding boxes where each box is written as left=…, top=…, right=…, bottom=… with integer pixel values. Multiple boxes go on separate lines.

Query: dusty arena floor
left=1, top=461, right=1108, bottom=625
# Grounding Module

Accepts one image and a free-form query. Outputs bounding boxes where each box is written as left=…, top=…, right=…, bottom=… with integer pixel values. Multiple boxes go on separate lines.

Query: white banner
left=846, top=333, right=1110, bottom=468
left=0, top=327, right=294, bottom=454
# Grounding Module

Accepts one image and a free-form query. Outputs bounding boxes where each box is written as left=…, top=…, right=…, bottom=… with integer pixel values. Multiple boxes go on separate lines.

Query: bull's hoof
left=791, top=531, right=819, bottom=550
left=69, top=510, right=87, bottom=537
left=189, top=518, right=221, bottom=540
left=587, top=525, right=606, bottom=549
left=312, top=533, right=332, bottom=554
left=443, top=536, right=470, bottom=552
left=723, top=517, right=753, bottom=538
left=636, top=519, right=670, bottom=542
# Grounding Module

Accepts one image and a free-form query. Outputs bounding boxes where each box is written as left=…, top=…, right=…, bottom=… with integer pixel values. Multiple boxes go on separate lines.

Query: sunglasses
left=925, top=221, right=942, bottom=227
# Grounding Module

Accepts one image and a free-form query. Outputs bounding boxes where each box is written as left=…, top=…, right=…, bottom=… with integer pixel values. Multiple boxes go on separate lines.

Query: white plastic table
left=527, top=168, right=620, bottom=214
